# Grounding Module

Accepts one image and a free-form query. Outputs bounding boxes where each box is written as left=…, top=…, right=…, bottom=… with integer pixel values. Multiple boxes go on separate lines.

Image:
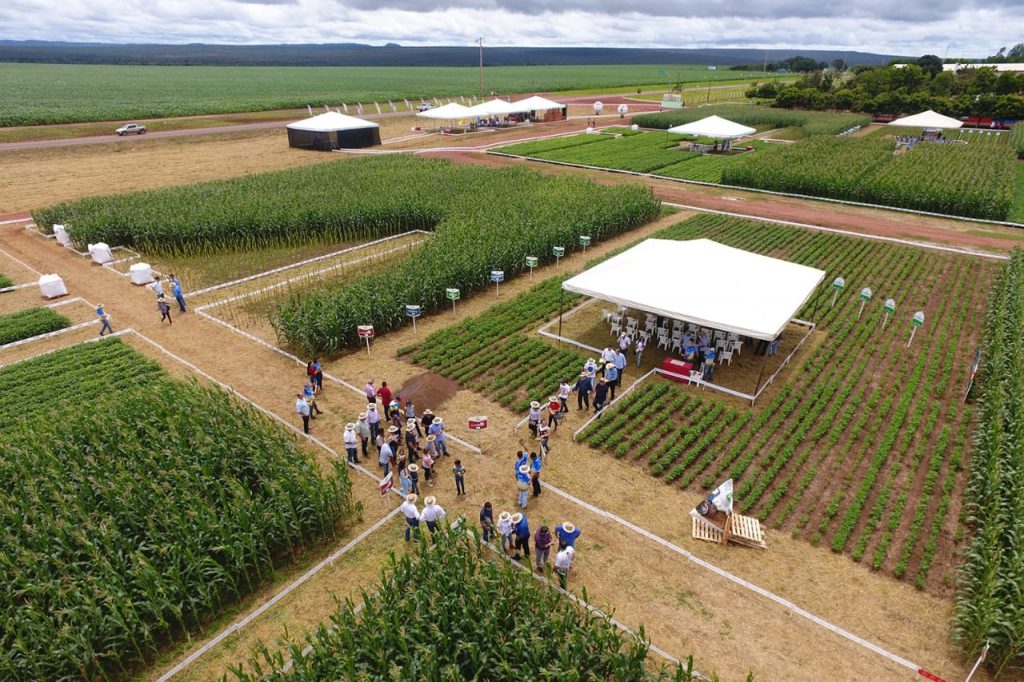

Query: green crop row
left=231, top=528, right=702, bottom=681
left=0, top=340, right=359, bottom=679
left=0, top=306, right=70, bottom=346
left=953, top=249, right=1024, bottom=676
left=1011, top=122, right=1024, bottom=157
left=632, top=105, right=870, bottom=136
left=0, top=273, right=13, bottom=289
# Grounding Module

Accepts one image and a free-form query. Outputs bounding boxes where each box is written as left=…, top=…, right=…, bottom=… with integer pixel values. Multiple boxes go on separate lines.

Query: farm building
left=286, top=111, right=381, bottom=151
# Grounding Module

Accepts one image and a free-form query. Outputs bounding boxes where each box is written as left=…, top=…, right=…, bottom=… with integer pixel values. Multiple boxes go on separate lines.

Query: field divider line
left=0, top=282, right=37, bottom=292
left=0, top=245, right=43, bottom=276
left=45, top=296, right=86, bottom=308
left=155, top=506, right=403, bottom=682
left=537, top=479, right=924, bottom=675
left=660, top=201, right=1011, bottom=261
left=0, top=319, right=99, bottom=351
left=189, top=230, right=431, bottom=298
left=0, top=327, right=130, bottom=370
left=0, top=216, right=33, bottom=225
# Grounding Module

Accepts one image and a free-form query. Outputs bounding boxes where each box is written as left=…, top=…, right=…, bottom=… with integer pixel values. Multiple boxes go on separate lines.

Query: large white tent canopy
left=416, top=102, right=475, bottom=120
left=667, top=115, right=756, bottom=139
left=465, top=98, right=532, bottom=116
left=562, top=239, right=825, bottom=341
left=286, top=111, right=378, bottom=132
left=513, top=95, right=566, bottom=111
left=888, top=110, right=963, bottom=129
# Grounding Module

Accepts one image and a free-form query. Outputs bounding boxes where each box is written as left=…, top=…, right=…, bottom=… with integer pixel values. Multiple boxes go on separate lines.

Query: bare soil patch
left=395, top=371, right=462, bottom=410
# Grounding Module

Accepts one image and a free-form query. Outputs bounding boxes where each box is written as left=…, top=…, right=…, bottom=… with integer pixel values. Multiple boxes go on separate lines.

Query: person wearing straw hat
left=555, top=544, right=575, bottom=588
left=366, top=403, right=381, bottom=443
left=378, top=439, right=393, bottom=477
left=407, top=463, right=420, bottom=495
left=537, top=425, right=550, bottom=459
left=387, top=424, right=401, bottom=453
left=604, top=363, right=618, bottom=399
left=527, top=401, right=541, bottom=437
left=546, top=395, right=561, bottom=430
left=343, top=423, right=359, bottom=464
left=479, top=501, right=495, bottom=543
left=516, top=464, right=531, bottom=509
left=356, top=412, right=371, bottom=459
left=428, top=416, right=449, bottom=458
left=404, top=399, right=422, bottom=437
left=534, top=525, right=553, bottom=572
left=573, top=371, right=592, bottom=410
left=405, top=421, right=420, bottom=462
left=96, top=304, right=114, bottom=336
left=511, top=512, right=531, bottom=561
left=398, top=460, right=412, bottom=495
left=583, top=357, right=597, bottom=376
left=497, top=510, right=514, bottom=555
left=421, top=408, right=435, bottom=432
left=400, top=493, right=421, bottom=543
left=593, top=376, right=609, bottom=413
left=421, top=496, right=447, bottom=536
left=424, top=433, right=437, bottom=459
left=555, top=521, right=581, bottom=548
left=157, top=295, right=173, bottom=325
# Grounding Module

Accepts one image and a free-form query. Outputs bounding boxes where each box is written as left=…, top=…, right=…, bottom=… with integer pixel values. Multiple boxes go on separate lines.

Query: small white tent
left=416, top=102, right=475, bottom=120
left=666, top=115, right=756, bottom=139
left=887, top=110, right=963, bottom=129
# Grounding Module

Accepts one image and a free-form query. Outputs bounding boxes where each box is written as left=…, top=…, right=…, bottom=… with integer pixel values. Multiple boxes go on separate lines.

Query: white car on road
left=116, top=123, right=147, bottom=136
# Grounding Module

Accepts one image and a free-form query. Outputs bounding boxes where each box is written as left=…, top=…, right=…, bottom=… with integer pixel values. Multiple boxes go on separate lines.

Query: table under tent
left=666, top=115, right=756, bottom=153
left=464, top=98, right=534, bottom=127
left=554, top=239, right=826, bottom=404
left=415, top=102, right=477, bottom=133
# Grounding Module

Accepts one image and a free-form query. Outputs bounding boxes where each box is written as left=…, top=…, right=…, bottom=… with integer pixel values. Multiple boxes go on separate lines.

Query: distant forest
left=0, top=41, right=899, bottom=67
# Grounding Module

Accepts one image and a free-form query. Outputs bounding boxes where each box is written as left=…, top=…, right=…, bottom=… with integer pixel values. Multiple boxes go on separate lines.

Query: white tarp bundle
left=690, top=478, right=734, bottom=531
left=513, top=95, right=566, bottom=111
left=666, top=115, right=756, bottom=139
left=286, top=111, right=379, bottom=132
left=561, top=238, right=825, bottom=341
left=887, top=110, right=963, bottom=129
left=416, top=102, right=475, bottom=120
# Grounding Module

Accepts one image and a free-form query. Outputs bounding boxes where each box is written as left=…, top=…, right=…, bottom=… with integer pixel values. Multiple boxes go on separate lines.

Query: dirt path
left=422, top=150, right=1024, bottom=254
left=0, top=217, right=981, bottom=681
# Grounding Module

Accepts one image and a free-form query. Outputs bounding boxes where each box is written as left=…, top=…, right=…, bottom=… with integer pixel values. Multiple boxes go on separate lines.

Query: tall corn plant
left=232, top=527, right=702, bottom=681
left=953, top=249, right=1024, bottom=675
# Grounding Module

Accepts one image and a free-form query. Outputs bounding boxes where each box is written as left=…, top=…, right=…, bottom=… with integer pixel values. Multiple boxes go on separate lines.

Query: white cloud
left=0, top=0, right=1021, bottom=56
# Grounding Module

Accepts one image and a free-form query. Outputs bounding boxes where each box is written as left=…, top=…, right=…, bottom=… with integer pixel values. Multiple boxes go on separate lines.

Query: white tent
left=465, top=98, right=532, bottom=116
left=666, top=115, right=756, bottom=139
left=416, top=102, right=475, bottom=120
left=561, top=239, right=825, bottom=341
left=286, top=111, right=378, bottom=132
left=513, top=95, right=566, bottom=111
left=887, top=110, right=963, bottom=129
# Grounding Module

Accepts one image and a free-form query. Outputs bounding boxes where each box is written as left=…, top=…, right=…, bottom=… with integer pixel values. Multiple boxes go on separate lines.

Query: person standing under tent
left=343, top=423, right=359, bottom=464
left=555, top=521, right=581, bottom=548
left=618, top=331, right=631, bottom=354
left=421, top=496, right=446, bottom=536
left=555, top=545, right=575, bottom=589
left=96, top=304, right=113, bottom=336
left=365, top=379, right=376, bottom=403
left=169, top=274, right=187, bottom=313
left=516, top=464, right=531, bottom=509
left=573, top=371, right=592, bottom=410
left=429, top=416, right=449, bottom=458
left=497, top=511, right=514, bottom=556
left=401, top=493, right=421, bottom=543
left=480, top=501, right=495, bottom=543
left=453, top=459, right=467, bottom=496
left=593, top=377, right=609, bottom=413
left=356, top=412, right=371, bottom=459
left=295, top=393, right=311, bottom=434
left=367, top=403, right=381, bottom=442
left=527, top=401, right=541, bottom=437
left=604, top=363, right=618, bottom=399
left=557, top=379, right=571, bottom=413
left=511, top=512, right=531, bottom=561
left=534, top=525, right=554, bottom=572
left=378, top=381, right=393, bottom=418
left=635, top=337, right=646, bottom=367
left=529, top=452, right=542, bottom=497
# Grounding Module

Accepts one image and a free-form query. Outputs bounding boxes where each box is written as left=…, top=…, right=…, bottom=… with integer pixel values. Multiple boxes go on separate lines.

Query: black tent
left=286, top=111, right=382, bottom=151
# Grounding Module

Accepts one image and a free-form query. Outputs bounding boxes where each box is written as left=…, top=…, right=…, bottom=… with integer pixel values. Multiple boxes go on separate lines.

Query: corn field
left=231, top=527, right=702, bottom=681
left=953, top=249, right=1024, bottom=676
left=0, top=341, right=359, bottom=679
left=0, top=306, right=70, bottom=345
left=269, top=160, right=659, bottom=354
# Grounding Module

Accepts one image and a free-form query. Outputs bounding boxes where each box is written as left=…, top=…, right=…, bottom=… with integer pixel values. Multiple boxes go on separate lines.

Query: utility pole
left=477, top=37, right=484, bottom=97
left=763, top=50, right=768, bottom=72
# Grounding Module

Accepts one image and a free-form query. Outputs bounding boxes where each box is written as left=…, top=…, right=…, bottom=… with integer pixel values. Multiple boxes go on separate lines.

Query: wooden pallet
left=691, top=513, right=767, bottom=550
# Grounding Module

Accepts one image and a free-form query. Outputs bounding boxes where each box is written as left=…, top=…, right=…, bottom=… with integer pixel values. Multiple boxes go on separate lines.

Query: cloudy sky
left=2, top=0, right=1023, bottom=57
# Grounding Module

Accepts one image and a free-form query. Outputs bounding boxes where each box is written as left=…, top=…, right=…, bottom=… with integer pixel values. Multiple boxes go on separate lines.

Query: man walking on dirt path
left=157, top=296, right=173, bottom=325
left=573, top=371, right=592, bottom=410
left=593, top=377, right=609, bottom=412
left=170, top=274, right=186, bottom=313
left=295, top=393, right=311, bottom=434
left=96, top=304, right=113, bottom=336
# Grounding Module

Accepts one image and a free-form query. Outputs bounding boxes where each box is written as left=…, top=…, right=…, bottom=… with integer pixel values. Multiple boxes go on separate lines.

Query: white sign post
left=830, top=277, right=845, bottom=309
left=405, top=304, right=422, bottom=334
left=908, top=311, right=925, bottom=347
left=526, top=256, right=538, bottom=278
left=580, top=235, right=591, bottom=255
left=881, top=298, right=896, bottom=330
left=553, top=246, right=565, bottom=269
left=490, top=270, right=504, bottom=298
left=446, top=287, right=460, bottom=316
left=857, top=287, right=872, bottom=320
left=357, top=325, right=374, bottom=356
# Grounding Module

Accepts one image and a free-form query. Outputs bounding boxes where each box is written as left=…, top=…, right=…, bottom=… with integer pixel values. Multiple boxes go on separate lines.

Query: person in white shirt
left=420, top=495, right=447, bottom=536
left=365, top=379, right=376, bottom=403
left=618, top=332, right=631, bottom=352
left=400, top=493, right=421, bottom=542
left=635, top=337, right=646, bottom=367
left=554, top=545, right=575, bottom=589
left=295, top=394, right=311, bottom=434
left=343, top=423, right=359, bottom=464
left=557, top=380, right=571, bottom=413
left=497, top=510, right=514, bottom=556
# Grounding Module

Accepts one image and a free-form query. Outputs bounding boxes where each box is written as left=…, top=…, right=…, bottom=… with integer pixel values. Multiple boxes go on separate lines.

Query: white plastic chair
left=601, top=309, right=612, bottom=323
left=657, top=335, right=670, bottom=350
left=720, top=349, right=733, bottom=366
left=610, top=322, right=621, bottom=336
left=645, top=321, right=657, bottom=335
left=730, top=340, right=743, bottom=356
left=671, top=338, right=682, bottom=354
left=687, top=370, right=703, bottom=387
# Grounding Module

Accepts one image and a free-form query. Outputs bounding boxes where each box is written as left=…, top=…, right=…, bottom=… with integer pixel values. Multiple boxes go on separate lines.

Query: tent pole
left=557, top=287, right=564, bottom=346
left=752, top=349, right=770, bottom=406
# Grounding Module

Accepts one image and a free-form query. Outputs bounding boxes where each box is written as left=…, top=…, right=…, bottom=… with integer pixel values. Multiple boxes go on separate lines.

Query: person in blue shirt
left=511, top=512, right=531, bottom=561
left=593, top=377, right=609, bottom=413
left=529, top=452, right=542, bottom=497
left=555, top=521, right=581, bottom=548
left=96, top=304, right=113, bottom=336
left=428, top=416, right=449, bottom=457
left=169, top=274, right=186, bottom=313
left=516, top=464, right=531, bottom=509
left=573, top=371, right=592, bottom=410
left=703, top=347, right=717, bottom=382
left=604, top=363, right=619, bottom=399
left=614, top=349, right=627, bottom=384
